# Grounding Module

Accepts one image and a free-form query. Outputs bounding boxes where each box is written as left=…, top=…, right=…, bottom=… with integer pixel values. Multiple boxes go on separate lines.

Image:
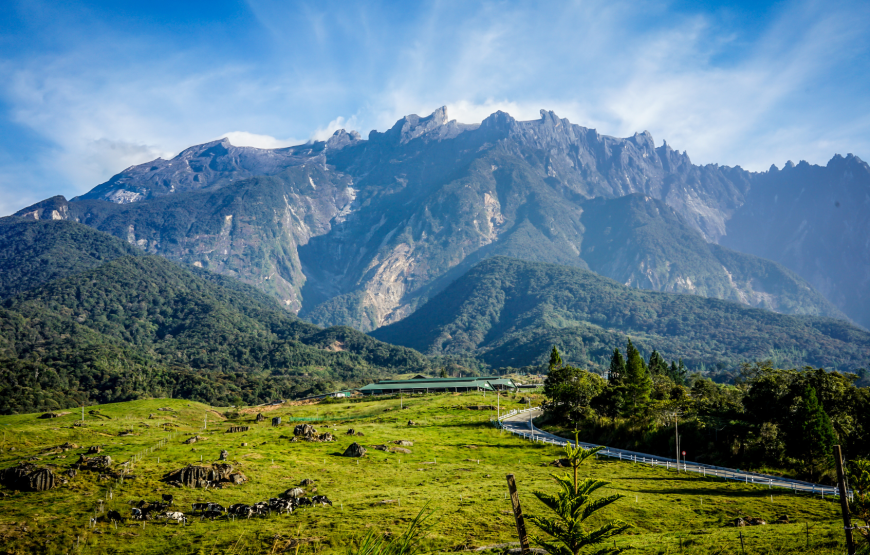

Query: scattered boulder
left=393, top=440, right=414, bottom=447
left=372, top=445, right=389, bottom=452
left=78, top=455, right=113, bottom=471
left=241, top=443, right=248, bottom=447
left=59, top=442, right=79, bottom=450
left=390, top=447, right=412, bottom=454
left=407, top=420, right=417, bottom=426
left=466, top=405, right=496, bottom=411
left=225, top=426, right=250, bottom=433
left=294, top=424, right=317, bottom=437
left=148, top=414, right=157, bottom=419
left=66, top=469, right=77, bottom=478
left=162, top=463, right=238, bottom=488
left=549, top=458, right=572, bottom=467
left=39, top=412, right=60, bottom=419
left=183, top=436, right=204, bottom=444
left=313, top=433, right=335, bottom=443
left=0, top=463, right=57, bottom=491
left=776, top=514, right=790, bottom=524
left=300, top=478, right=314, bottom=486
left=518, top=397, right=531, bottom=404
left=158, top=407, right=174, bottom=412
left=87, top=446, right=102, bottom=454
left=346, top=429, right=356, bottom=435
left=343, top=443, right=367, bottom=457
left=271, top=417, right=282, bottom=426
left=256, top=413, right=265, bottom=423
left=219, top=450, right=229, bottom=461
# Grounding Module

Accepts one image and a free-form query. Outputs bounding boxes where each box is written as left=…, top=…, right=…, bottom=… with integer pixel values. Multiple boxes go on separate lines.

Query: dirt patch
left=206, top=410, right=226, bottom=420
left=325, top=340, right=346, bottom=352
left=241, top=453, right=264, bottom=459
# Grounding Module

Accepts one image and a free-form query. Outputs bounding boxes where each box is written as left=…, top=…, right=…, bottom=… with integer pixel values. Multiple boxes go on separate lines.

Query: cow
left=207, top=503, right=225, bottom=513
left=192, top=502, right=211, bottom=513
left=311, top=495, right=333, bottom=506
left=201, top=509, right=223, bottom=521
left=157, top=511, right=188, bottom=526
left=228, top=504, right=253, bottom=519
left=106, top=510, right=125, bottom=523
left=296, top=497, right=313, bottom=506
left=131, top=508, right=144, bottom=521
left=162, top=494, right=174, bottom=505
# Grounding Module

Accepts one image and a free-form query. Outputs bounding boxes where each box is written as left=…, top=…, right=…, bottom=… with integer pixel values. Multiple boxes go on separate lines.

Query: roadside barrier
left=495, top=408, right=849, bottom=499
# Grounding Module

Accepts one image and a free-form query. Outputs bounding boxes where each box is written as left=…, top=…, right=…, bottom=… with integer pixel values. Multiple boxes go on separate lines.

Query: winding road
left=499, top=407, right=846, bottom=498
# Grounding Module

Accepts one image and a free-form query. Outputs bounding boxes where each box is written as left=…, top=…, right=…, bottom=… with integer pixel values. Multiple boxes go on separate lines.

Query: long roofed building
left=357, top=376, right=518, bottom=395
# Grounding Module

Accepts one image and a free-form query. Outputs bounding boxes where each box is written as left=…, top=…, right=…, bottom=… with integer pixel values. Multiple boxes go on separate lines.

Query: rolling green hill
left=370, top=256, right=870, bottom=372
left=0, top=216, right=140, bottom=299
left=0, top=219, right=430, bottom=414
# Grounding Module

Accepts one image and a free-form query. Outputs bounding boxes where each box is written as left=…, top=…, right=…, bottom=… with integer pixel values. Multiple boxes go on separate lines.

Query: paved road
left=499, top=408, right=846, bottom=498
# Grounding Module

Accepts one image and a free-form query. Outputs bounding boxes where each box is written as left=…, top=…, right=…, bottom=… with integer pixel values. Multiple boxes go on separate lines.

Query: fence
left=495, top=408, right=851, bottom=500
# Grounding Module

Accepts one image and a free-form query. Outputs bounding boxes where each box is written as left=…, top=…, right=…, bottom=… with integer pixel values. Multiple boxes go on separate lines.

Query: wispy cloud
left=0, top=0, right=868, bottom=215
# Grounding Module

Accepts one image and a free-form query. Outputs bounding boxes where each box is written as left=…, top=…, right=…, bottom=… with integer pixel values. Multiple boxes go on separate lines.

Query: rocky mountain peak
left=325, top=129, right=362, bottom=150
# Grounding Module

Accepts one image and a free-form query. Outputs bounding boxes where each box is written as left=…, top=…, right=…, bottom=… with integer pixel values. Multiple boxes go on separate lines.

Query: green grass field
left=0, top=392, right=853, bottom=554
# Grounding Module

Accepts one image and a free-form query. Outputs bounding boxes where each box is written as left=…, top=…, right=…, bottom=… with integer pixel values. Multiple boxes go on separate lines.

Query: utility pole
left=674, top=411, right=680, bottom=473
left=834, top=445, right=856, bottom=555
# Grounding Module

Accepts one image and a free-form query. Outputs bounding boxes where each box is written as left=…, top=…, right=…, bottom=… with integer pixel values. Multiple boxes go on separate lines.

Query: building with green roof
left=357, top=376, right=518, bottom=395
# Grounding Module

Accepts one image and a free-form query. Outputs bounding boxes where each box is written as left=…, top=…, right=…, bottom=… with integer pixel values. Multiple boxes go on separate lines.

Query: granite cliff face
left=14, top=107, right=867, bottom=330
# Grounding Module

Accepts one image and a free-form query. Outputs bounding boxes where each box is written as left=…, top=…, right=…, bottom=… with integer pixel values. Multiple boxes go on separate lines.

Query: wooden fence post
left=506, top=474, right=531, bottom=555
left=834, top=445, right=856, bottom=555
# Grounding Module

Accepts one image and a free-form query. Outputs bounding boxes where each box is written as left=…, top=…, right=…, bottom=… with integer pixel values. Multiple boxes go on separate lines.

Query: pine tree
left=549, top=346, right=564, bottom=373
left=623, top=340, right=652, bottom=413
left=529, top=432, right=630, bottom=555
left=648, top=350, right=668, bottom=376
left=608, top=348, right=626, bottom=386
left=667, top=359, right=688, bottom=385
left=791, top=385, right=836, bottom=480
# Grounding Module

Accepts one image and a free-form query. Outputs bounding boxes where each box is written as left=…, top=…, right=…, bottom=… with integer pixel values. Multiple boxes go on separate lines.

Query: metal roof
left=376, top=376, right=517, bottom=386
left=357, top=380, right=495, bottom=392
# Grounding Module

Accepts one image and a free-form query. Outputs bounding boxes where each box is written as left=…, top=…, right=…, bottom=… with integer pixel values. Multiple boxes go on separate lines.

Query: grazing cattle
left=296, top=497, right=313, bottom=506
left=192, top=502, right=210, bottom=513
left=162, top=494, right=174, bottom=505
left=107, top=510, right=124, bottom=523
left=158, top=511, right=188, bottom=525
left=201, top=509, right=223, bottom=521
left=131, top=508, right=144, bottom=521
left=311, top=495, right=333, bottom=506
left=207, top=502, right=225, bottom=513
left=228, top=504, right=254, bottom=518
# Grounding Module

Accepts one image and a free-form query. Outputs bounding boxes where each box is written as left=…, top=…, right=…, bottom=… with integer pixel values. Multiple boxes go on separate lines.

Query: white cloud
left=220, top=131, right=305, bottom=149
left=309, top=115, right=360, bottom=141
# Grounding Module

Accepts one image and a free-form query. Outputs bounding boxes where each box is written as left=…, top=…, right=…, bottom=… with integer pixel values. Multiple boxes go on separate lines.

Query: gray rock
left=342, top=442, right=366, bottom=457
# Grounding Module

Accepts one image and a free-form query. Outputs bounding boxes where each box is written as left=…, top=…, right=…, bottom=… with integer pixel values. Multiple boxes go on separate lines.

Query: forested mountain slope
left=0, top=219, right=430, bottom=413
left=371, top=257, right=870, bottom=371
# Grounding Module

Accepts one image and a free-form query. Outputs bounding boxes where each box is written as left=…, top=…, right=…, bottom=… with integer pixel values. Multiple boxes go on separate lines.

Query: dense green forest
left=372, top=257, right=870, bottom=372
left=541, top=344, right=870, bottom=483
left=0, top=219, right=431, bottom=413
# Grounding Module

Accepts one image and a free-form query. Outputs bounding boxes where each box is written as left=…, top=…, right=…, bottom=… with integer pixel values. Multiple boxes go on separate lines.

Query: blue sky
left=1, top=0, right=869, bottom=215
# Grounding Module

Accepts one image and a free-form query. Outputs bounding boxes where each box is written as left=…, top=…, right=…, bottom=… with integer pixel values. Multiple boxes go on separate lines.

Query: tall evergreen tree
left=648, top=350, right=668, bottom=376
left=667, top=359, right=688, bottom=386
left=623, top=340, right=652, bottom=412
left=608, top=348, right=626, bottom=386
left=789, top=385, right=836, bottom=480
left=549, top=346, right=564, bottom=373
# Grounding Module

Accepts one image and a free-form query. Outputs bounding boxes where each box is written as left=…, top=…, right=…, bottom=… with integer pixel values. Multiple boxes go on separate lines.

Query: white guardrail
left=494, top=407, right=850, bottom=500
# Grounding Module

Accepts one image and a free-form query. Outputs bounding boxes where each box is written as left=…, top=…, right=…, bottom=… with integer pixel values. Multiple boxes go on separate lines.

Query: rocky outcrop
left=15, top=107, right=868, bottom=331
left=0, top=463, right=57, bottom=491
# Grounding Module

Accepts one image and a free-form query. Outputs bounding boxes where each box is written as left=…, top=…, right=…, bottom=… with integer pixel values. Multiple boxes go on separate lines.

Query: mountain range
left=10, top=107, right=870, bottom=366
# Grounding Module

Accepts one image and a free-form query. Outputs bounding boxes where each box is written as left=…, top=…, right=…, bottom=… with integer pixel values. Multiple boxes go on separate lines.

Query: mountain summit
left=14, top=107, right=870, bottom=330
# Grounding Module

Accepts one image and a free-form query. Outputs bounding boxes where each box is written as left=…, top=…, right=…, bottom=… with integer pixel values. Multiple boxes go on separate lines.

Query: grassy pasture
left=0, top=392, right=850, bottom=554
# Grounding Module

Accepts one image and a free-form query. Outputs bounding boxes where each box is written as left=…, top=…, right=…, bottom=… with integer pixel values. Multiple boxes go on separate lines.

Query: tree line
left=542, top=343, right=867, bottom=483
